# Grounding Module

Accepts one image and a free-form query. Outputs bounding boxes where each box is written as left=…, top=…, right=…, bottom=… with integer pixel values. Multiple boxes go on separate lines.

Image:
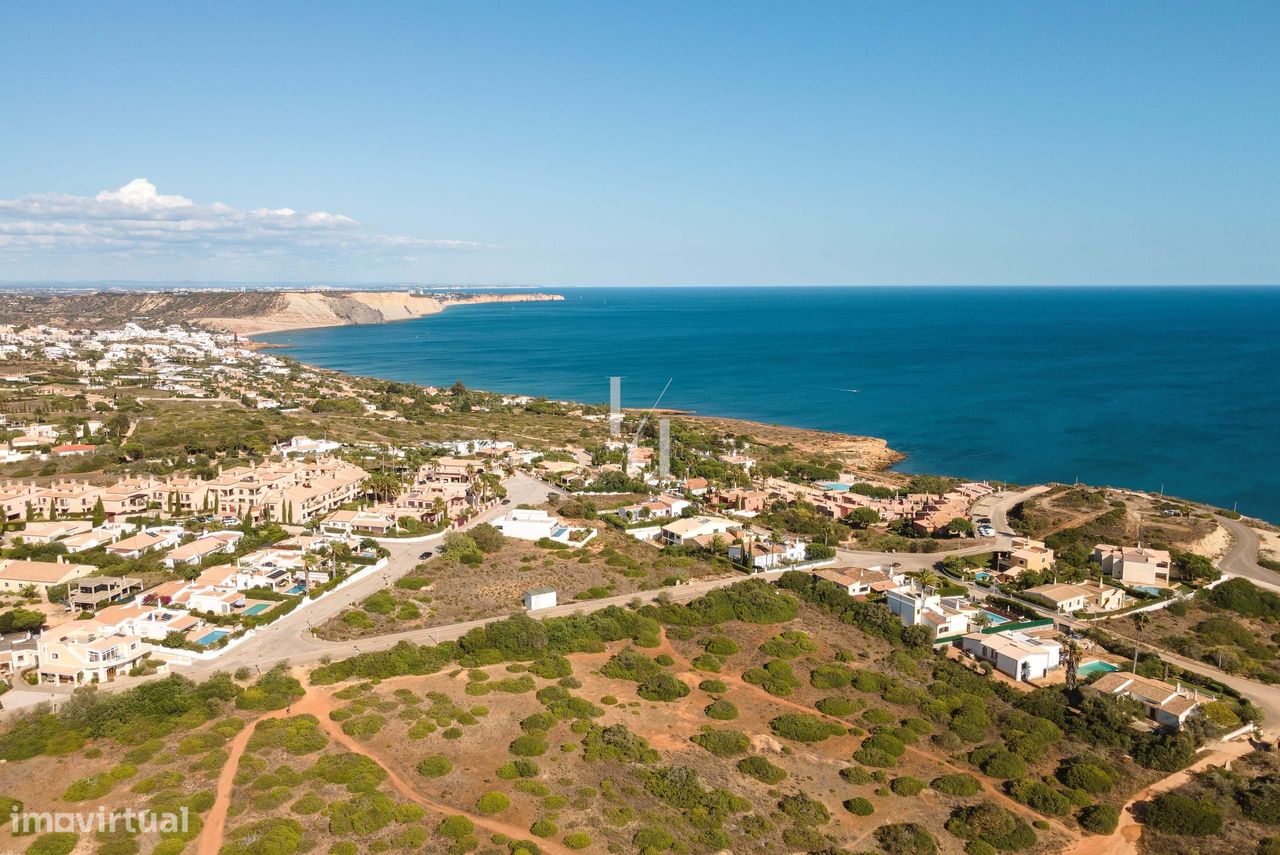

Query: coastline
left=205, top=290, right=565, bottom=336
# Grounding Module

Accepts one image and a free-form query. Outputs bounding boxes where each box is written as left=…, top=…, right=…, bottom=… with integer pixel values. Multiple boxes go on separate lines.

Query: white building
left=1093, top=544, right=1172, bottom=589
left=659, top=515, right=737, bottom=547
left=275, top=435, right=342, bottom=457
left=960, top=630, right=1061, bottom=682
left=524, top=587, right=557, bottom=611
left=886, top=585, right=979, bottom=639
left=493, top=508, right=597, bottom=547
left=728, top=537, right=807, bottom=571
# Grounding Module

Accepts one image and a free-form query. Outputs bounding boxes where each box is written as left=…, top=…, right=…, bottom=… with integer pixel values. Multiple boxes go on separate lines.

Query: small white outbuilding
left=524, top=587, right=557, bottom=611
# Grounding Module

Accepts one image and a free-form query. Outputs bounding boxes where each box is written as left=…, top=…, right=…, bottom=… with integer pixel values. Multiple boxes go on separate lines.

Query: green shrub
left=530, top=819, right=557, bottom=837
left=974, top=748, right=1026, bottom=779
left=874, top=822, right=938, bottom=855
left=1057, top=756, right=1117, bottom=794
left=310, top=752, right=387, bottom=793
left=437, top=815, right=475, bottom=840
left=634, top=670, right=687, bottom=701
left=690, top=654, right=722, bottom=672
left=815, top=696, right=854, bottom=716
left=743, top=660, right=801, bottom=696
left=737, top=754, right=787, bottom=784
left=510, top=734, right=548, bottom=757
left=778, top=792, right=831, bottom=825
left=862, top=707, right=896, bottom=725
left=416, top=755, right=452, bottom=777
left=563, top=831, right=591, bottom=849
left=946, top=801, right=1037, bottom=851
left=931, top=774, right=981, bottom=797
left=705, top=699, right=739, bottom=720
left=704, top=636, right=738, bottom=656
left=328, top=791, right=397, bottom=836
left=699, top=679, right=728, bottom=694
left=290, top=793, right=325, bottom=815
left=770, top=713, right=845, bottom=743
left=25, top=833, right=79, bottom=855
left=476, top=791, right=511, bottom=815
left=633, top=826, right=675, bottom=850
left=1079, top=803, right=1119, bottom=835
left=1006, top=778, right=1071, bottom=816
left=809, top=662, right=854, bottom=690
left=843, top=796, right=874, bottom=816
left=891, top=776, right=927, bottom=796
left=840, top=765, right=873, bottom=785
left=691, top=729, right=749, bottom=758
left=1144, top=792, right=1222, bottom=836
left=760, top=630, right=817, bottom=659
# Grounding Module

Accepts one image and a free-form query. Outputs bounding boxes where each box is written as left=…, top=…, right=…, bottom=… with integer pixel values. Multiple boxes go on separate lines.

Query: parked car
left=501, top=499, right=511, bottom=505
left=419, top=550, right=434, bottom=560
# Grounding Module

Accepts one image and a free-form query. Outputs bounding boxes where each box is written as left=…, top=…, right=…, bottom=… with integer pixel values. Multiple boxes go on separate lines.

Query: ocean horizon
left=259, top=285, right=1280, bottom=523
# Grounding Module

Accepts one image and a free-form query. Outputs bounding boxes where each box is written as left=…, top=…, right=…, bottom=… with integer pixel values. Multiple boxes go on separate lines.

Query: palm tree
left=912, top=568, right=941, bottom=592
left=1062, top=637, right=1083, bottom=691
left=1131, top=612, right=1151, bottom=670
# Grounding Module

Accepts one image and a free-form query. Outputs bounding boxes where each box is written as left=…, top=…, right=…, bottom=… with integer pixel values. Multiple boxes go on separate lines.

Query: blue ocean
left=258, top=287, right=1280, bottom=522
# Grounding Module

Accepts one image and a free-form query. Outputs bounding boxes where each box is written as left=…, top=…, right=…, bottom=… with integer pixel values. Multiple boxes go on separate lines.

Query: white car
left=977, top=525, right=996, bottom=537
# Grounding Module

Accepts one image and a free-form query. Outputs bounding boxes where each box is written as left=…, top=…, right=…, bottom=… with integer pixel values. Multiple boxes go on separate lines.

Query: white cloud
left=0, top=179, right=495, bottom=263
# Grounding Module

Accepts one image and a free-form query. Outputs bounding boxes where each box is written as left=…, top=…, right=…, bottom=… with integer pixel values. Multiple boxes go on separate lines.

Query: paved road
left=1214, top=514, right=1280, bottom=587
left=836, top=486, right=1049, bottom=570
left=176, top=473, right=553, bottom=678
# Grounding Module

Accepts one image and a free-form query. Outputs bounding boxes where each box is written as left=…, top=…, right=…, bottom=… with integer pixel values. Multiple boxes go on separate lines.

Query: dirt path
left=196, top=708, right=289, bottom=855
left=1063, top=738, right=1255, bottom=855
left=290, top=685, right=577, bottom=855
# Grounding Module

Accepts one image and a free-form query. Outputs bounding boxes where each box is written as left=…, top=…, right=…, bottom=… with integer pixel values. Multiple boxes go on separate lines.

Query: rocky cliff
left=0, top=289, right=563, bottom=335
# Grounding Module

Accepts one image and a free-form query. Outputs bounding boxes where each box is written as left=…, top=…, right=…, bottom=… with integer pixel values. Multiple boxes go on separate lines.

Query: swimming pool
left=1079, top=660, right=1120, bottom=676
left=242, top=603, right=272, bottom=616
left=1132, top=585, right=1163, bottom=596
left=818, top=482, right=851, bottom=491
left=979, top=610, right=1010, bottom=626
left=194, top=629, right=229, bottom=647
left=974, top=571, right=991, bottom=582
left=286, top=584, right=306, bottom=595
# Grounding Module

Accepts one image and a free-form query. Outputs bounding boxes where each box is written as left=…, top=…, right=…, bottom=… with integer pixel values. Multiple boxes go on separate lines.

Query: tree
left=848, top=506, right=880, bottom=529
left=1131, top=612, right=1151, bottom=670
left=912, top=569, right=941, bottom=591
left=1173, top=550, right=1220, bottom=584
left=1062, top=638, right=1082, bottom=691
left=947, top=518, right=975, bottom=537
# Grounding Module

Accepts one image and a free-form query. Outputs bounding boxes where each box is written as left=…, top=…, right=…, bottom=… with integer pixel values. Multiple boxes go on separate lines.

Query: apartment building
left=1094, top=544, right=1173, bottom=589
left=0, top=557, right=96, bottom=598
left=37, top=622, right=147, bottom=685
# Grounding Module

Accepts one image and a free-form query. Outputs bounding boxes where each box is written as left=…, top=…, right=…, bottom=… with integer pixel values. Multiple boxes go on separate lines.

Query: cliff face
left=0, top=289, right=563, bottom=335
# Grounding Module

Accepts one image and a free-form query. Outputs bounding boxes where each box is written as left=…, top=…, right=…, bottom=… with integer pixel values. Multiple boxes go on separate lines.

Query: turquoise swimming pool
left=818, top=482, right=851, bottom=491
left=242, top=603, right=272, bottom=616
left=979, top=609, right=1010, bottom=626
left=195, top=629, right=229, bottom=647
left=1079, top=660, right=1120, bottom=676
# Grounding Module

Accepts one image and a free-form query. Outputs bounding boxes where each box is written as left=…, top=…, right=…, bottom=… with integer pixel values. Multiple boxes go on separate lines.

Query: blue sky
left=1, top=1, right=1277, bottom=285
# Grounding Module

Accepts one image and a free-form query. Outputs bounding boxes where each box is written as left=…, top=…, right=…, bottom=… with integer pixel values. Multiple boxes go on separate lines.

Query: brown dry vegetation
left=316, top=526, right=726, bottom=641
